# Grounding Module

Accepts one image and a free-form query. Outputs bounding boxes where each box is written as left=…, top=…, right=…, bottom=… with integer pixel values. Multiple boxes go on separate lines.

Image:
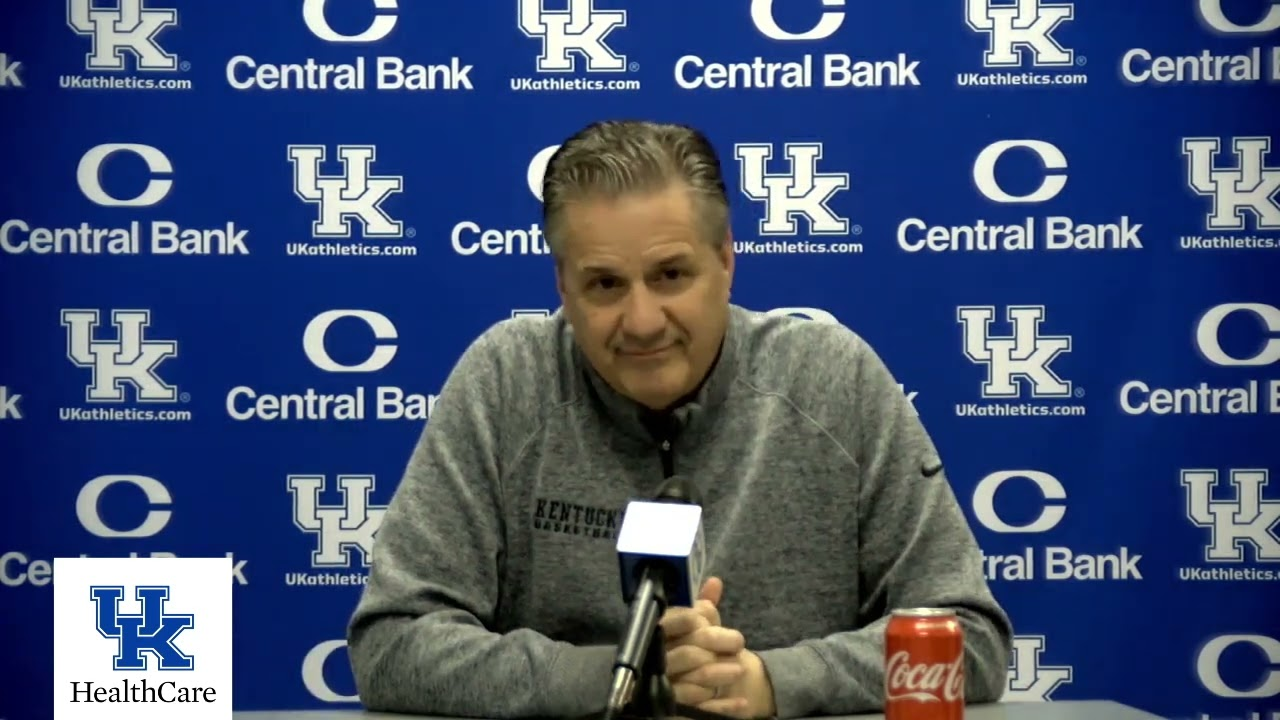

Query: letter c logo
left=528, top=145, right=560, bottom=201
left=77, top=144, right=174, bottom=207
left=972, top=140, right=1068, bottom=204
left=303, top=0, right=399, bottom=42
left=1198, top=0, right=1280, bottom=33
left=972, top=471, right=1066, bottom=533
left=302, top=640, right=360, bottom=702
left=76, top=475, right=172, bottom=538
left=1196, top=634, right=1280, bottom=698
left=1195, top=303, right=1280, bottom=367
left=303, top=310, right=398, bottom=373
left=751, top=0, right=846, bottom=40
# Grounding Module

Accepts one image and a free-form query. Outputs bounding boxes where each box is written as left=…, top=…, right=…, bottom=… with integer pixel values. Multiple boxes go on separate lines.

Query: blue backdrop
left=1, top=1, right=1278, bottom=718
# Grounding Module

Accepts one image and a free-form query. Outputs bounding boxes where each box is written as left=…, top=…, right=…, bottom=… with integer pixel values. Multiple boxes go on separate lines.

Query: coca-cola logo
left=885, top=650, right=965, bottom=702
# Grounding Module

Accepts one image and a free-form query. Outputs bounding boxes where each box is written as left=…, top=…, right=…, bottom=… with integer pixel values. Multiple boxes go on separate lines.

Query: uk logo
left=0, top=53, right=23, bottom=88
left=288, top=145, right=404, bottom=239
left=90, top=584, right=193, bottom=671
left=0, top=386, right=22, bottom=420
left=958, top=305, right=1073, bottom=399
left=1183, top=468, right=1280, bottom=563
left=54, top=557, right=231, bottom=717
left=1183, top=136, right=1280, bottom=231
left=1005, top=635, right=1073, bottom=700
left=62, top=309, right=179, bottom=403
left=518, top=0, right=627, bottom=73
left=965, top=0, right=1075, bottom=68
left=67, top=0, right=179, bottom=72
left=735, top=143, right=850, bottom=236
left=289, top=474, right=387, bottom=569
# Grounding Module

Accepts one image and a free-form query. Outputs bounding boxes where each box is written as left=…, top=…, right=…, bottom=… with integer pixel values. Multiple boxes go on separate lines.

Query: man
left=346, top=120, right=1013, bottom=719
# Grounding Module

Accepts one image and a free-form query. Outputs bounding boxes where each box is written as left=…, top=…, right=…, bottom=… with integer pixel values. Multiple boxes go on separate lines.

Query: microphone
left=618, top=477, right=706, bottom=607
left=603, top=477, right=706, bottom=720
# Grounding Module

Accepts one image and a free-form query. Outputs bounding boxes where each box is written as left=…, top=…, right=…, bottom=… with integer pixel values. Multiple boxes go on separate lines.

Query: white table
left=233, top=700, right=1167, bottom=719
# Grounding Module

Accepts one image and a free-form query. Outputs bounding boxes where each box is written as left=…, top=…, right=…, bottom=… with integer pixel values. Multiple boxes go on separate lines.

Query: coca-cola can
left=885, top=608, right=965, bottom=720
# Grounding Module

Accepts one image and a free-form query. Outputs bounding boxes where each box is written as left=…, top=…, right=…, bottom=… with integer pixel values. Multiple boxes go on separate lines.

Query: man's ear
left=554, top=258, right=568, bottom=303
left=718, top=230, right=735, bottom=288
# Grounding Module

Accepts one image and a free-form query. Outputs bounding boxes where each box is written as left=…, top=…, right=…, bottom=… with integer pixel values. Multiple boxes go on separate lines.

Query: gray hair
left=540, top=120, right=730, bottom=258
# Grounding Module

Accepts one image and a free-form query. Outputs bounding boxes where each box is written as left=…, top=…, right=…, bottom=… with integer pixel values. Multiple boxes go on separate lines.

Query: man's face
left=554, top=184, right=734, bottom=411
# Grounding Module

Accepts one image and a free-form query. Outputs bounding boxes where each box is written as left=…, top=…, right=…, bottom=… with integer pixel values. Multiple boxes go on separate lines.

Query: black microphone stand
left=623, top=621, right=677, bottom=719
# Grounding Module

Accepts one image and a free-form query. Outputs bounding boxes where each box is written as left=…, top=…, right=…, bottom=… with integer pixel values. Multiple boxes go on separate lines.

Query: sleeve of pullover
left=345, top=327, right=616, bottom=719
left=757, top=330, right=1014, bottom=718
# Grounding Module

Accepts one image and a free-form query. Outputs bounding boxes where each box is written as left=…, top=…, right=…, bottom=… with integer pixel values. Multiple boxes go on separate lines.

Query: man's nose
left=620, top=287, right=666, bottom=340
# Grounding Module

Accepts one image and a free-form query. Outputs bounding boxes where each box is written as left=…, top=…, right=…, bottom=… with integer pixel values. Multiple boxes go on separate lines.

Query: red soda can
left=885, top=608, right=965, bottom=720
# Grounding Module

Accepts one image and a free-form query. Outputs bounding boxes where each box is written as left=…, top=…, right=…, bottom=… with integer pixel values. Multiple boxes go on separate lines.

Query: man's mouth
left=620, top=345, right=673, bottom=357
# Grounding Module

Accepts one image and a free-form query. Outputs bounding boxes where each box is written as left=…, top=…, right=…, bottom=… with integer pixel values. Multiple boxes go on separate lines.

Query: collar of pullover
left=575, top=304, right=744, bottom=447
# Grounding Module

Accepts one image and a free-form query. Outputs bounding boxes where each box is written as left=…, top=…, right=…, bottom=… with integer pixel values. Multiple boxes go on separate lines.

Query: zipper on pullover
left=659, top=439, right=674, bottom=479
